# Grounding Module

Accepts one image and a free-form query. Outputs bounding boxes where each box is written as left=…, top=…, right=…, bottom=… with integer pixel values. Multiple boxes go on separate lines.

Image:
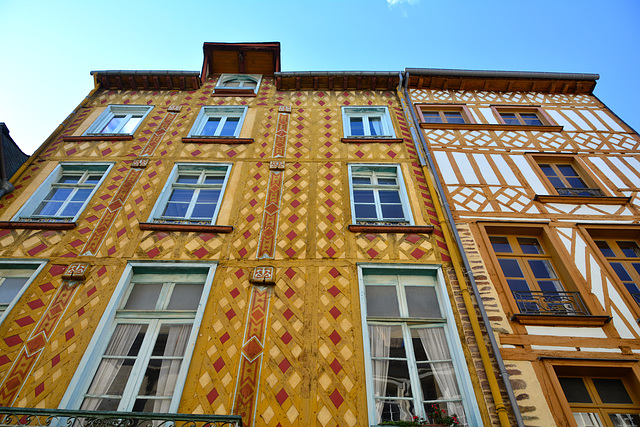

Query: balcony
left=511, top=291, right=611, bottom=326
left=0, top=407, right=242, bottom=427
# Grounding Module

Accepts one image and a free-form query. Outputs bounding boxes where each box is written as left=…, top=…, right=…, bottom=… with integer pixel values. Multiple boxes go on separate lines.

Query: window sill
left=0, top=220, right=76, bottom=230
left=534, top=195, right=631, bottom=205
left=419, top=123, right=563, bottom=132
left=63, top=135, right=134, bottom=142
left=181, top=137, right=254, bottom=144
left=348, top=224, right=434, bottom=233
left=139, top=222, right=233, bottom=233
left=341, top=137, right=404, bottom=144
left=212, top=88, right=257, bottom=97
left=511, top=313, right=612, bottom=327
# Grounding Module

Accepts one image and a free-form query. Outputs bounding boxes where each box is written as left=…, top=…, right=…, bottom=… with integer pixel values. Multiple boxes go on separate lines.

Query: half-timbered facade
left=0, top=44, right=513, bottom=427
left=404, top=69, right=640, bottom=427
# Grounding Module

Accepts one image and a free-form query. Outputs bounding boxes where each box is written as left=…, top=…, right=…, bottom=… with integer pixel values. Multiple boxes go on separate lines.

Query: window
left=215, top=74, right=261, bottom=94
left=417, top=106, right=473, bottom=124
left=187, top=107, right=247, bottom=138
left=555, top=369, right=640, bottom=427
left=349, top=165, right=413, bottom=225
left=84, top=105, right=152, bottom=135
left=61, top=263, right=215, bottom=413
left=14, top=163, right=112, bottom=222
left=0, top=262, right=44, bottom=323
left=488, top=233, right=589, bottom=316
left=594, top=238, right=640, bottom=307
left=492, top=106, right=556, bottom=127
left=150, top=164, right=231, bottom=224
left=536, top=159, right=605, bottom=197
left=342, top=107, right=395, bottom=138
left=360, top=268, right=475, bottom=426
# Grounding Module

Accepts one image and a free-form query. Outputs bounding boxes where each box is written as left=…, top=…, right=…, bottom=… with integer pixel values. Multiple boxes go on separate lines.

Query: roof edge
left=405, top=68, right=599, bottom=81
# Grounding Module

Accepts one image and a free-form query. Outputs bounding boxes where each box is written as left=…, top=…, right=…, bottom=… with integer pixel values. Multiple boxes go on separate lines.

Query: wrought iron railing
left=0, top=407, right=242, bottom=427
left=555, top=187, right=605, bottom=197
left=512, top=291, right=590, bottom=316
left=631, top=293, right=640, bottom=306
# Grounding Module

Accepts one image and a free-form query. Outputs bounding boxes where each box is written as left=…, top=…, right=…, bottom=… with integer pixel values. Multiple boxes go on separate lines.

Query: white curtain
left=417, top=327, right=467, bottom=426
left=369, top=118, right=383, bottom=136
left=369, top=325, right=391, bottom=422
left=152, top=324, right=192, bottom=413
left=81, top=324, right=143, bottom=410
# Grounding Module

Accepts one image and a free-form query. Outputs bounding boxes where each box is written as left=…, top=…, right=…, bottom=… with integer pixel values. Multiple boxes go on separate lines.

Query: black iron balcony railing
left=0, top=407, right=242, bottom=427
left=555, top=187, right=605, bottom=197
left=631, top=293, right=640, bottom=306
left=512, top=291, right=590, bottom=316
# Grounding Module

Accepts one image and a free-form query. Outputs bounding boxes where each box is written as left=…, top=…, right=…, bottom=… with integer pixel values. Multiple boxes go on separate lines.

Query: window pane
left=518, top=237, right=543, bottom=254
left=572, top=412, right=603, bottom=427
left=0, top=277, right=29, bottom=303
left=422, top=111, right=443, bottom=124
left=191, top=203, right=216, bottom=220
left=204, top=175, right=225, bottom=185
left=379, top=190, right=401, bottom=204
left=81, top=397, right=120, bottom=411
left=201, top=118, right=221, bottom=135
left=593, top=378, right=633, bottom=404
left=444, top=111, right=465, bottom=124
left=352, top=176, right=371, bottom=185
left=168, top=189, right=194, bottom=203
left=567, top=177, right=588, bottom=189
left=384, top=358, right=413, bottom=398
left=350, top=117, right=364, bottom=135
left=559, top=377, right=592, bottom=403
left=49, top=188, right=73, bottom=201
left=220, top=117, right=240, bottom=136
left=381, top=204, right=405, bottom=220
left=528, top=259, right=558, bottom=279
left=521, top=113, right=542, bottom=125
left=369, top=117, right=383, bottom=135
left=101, top=116, right=125, bottom=133
left=498, top=258, right=525, bottom=278
left=176, top=175, right=199, bottom=184
left=196, top=189, right=220, bottom=204
left=508, top=279, right=531, bottom=293
left=501, top=113, right=519, bottom=125
left=609, top=413, right=640, bottom=426
left=163, top=202, right=188, bottom=218
left=33, top=200, right=63, bottom=216
left=619, top=241, right=640, bottom=258
left=366, top=285, right=400, bottom=317
left=353, top=190, right=375, bottom=203
left=124, top=283, right=163, bottom=310
left=611, top=263, right=633, bottom=282
left=405, top=286, right=440, bottom=318
left=596, top=241, right=616, bottom=257
left=121, top=116, right=142, bottom=134
left=355, top=204, right=378, bottom=220
left=376, top=398, right=416, bottom=423
left=59, top=175, right=82, bottom=184
left=377, top=178, right=397, bottom=186
left=60, top=202, right=83, bottom=217
left=167, top=284, right=204, bottom=310
left=71, top=189, right=92, bottom=202
left=490, top=236, right=512, bottom=253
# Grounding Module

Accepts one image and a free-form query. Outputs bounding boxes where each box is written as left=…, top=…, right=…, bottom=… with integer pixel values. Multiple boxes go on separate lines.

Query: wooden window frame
left=541, top=359, right=640, bottom=427
left=492, top=105, right=558, bottom=127
left=579, top=225, right=640, bottom=320
left=527, top=153, right=630, bottom=204
left=477, top=222, right=610, bottom=326
left=416, top=104, right=475, bottom=129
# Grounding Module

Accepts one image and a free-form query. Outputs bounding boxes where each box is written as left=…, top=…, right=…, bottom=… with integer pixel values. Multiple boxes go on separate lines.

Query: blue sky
left=1, top=0, right=639, bottom=154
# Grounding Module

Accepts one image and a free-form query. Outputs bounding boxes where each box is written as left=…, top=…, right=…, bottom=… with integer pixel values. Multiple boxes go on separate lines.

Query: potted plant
left=378, top=405, right=460, bottom=426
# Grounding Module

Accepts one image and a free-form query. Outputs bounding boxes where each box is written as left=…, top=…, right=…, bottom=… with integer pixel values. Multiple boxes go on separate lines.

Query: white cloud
left=387, top=0, right=419, bottom=6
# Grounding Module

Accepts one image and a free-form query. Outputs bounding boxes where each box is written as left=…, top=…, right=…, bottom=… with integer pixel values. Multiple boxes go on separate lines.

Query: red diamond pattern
left=207, top=387, right=219, bottom=404
left=276, top=388, right=289, bottom=405
left=330, top=389, right=344, bottom=408
left=213, top=356, right=225, bottom=372
left=330, top=359, right=342, bottom=375
left=329, top=307, right=341, bottom=319
left=411, top=248, right=426, bottom=259
left=278, top=358, right=291, bottom=373
left=328, top=286, right=341, bottom=297
left=329, top=330, right=341, bottom=345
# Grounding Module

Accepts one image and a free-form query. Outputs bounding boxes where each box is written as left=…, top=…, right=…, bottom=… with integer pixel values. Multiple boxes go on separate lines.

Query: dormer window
left=214, top=74, right=261, bottom=95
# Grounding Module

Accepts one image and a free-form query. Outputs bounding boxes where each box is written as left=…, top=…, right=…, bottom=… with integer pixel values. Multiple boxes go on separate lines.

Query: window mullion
left=114, top=113, right=133, bottom=134
left=217, top=116, right=227, bottom=136
left=184, top=187, right=200, bottom=219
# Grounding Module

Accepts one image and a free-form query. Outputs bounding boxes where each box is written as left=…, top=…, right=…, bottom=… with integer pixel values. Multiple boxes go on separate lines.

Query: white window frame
left=187, top=106, right=248, bottom=138
left=342, top=106, right=395, bottom=138
left=12, top=162, right=113, bottom=222
left=348, top=164, right=414, bottom=225
left=84, top=105, right=152, bottom=135
left=215, top=74, right=262, bottom=94
left=59, top=261, right=217, bottom=412
left=0, top=260, right=47, bottom=325
left=148, top=163, right=232, bottom=224
left=358, top=264, right=481, bottom=427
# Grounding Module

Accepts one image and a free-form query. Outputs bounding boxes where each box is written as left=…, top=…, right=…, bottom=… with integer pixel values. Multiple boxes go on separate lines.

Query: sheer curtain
left=417, top=327, right=466, bottom=426
left=81, top=324, right=142, bottom=410
left=369, top=325, right=391, bottom=422
left=369, top=118, right=383, bottom=136
left=152, top=324, right=192, bottom=413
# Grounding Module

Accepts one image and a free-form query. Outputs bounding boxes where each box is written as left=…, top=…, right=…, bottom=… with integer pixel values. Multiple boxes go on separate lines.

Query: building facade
left=404, top=69, right=640, bottom=427
left=0, top=43, right=509, bottom=427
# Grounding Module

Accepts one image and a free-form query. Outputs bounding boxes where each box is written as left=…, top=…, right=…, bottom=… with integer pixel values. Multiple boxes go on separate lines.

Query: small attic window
left=214, top=74, right=261, bottom=95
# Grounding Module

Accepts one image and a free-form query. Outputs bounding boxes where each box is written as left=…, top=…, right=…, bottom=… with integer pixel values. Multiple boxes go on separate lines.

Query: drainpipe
left=8, top=74, right=102, bottom=184
left=398, top=72, right=524, bottom=427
